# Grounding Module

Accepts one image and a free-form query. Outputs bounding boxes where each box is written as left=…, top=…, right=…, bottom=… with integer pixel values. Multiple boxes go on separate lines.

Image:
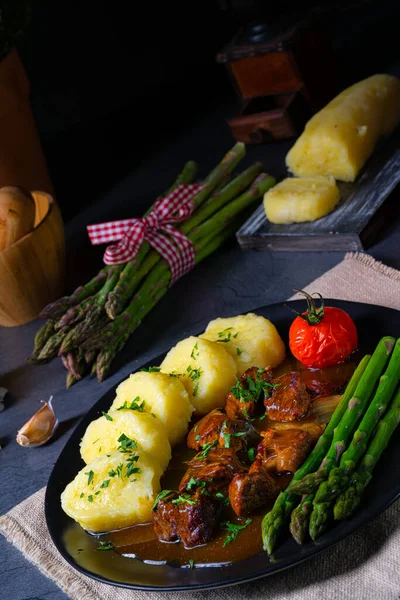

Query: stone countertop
left=1, top=102, right=399, bottom=599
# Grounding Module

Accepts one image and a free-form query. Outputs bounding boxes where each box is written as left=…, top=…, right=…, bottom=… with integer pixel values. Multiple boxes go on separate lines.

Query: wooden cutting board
left=236, top=129, right=400, bottom=251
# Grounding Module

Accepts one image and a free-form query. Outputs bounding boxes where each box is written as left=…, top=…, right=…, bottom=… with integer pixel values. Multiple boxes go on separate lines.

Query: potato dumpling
left=200, top=313, right=285, bottom=375
left=80, top=409, right=171, bottom=471
left=61, top=449, right=162, bottom=532
left=110, top=371, right=193, bottom=447
left=263, top=176, right=339, bottom=224
left=159, top=336, right=236, bottom=415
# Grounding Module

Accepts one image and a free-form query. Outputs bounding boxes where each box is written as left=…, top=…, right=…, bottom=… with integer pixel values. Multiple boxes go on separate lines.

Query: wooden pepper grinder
left=216, top=19, right=339, bottom=143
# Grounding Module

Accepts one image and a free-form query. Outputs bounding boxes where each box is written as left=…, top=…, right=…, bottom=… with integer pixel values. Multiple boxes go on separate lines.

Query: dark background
left=15, top=0, right=400, bottom=221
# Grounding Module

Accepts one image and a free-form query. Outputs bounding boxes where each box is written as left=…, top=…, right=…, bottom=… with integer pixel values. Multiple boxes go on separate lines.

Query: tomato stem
left=292, top=289, right=325, bottom=325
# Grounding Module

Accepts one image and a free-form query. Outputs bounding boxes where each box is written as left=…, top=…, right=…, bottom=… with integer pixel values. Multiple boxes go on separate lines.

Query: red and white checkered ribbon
left=87, top=184, right=205, bottom=284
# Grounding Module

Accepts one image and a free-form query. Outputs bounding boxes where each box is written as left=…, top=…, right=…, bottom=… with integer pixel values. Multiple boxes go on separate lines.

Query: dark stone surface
left=0, top=103, right=399, bottom=599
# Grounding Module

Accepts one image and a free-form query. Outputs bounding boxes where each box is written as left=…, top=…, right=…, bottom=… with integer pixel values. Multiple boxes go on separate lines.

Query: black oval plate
left=45, top=300, right=400, bottom=591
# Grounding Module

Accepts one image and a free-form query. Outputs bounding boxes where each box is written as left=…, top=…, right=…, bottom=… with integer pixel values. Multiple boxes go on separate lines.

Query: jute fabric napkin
left=1, top=252, right=400, bottom=600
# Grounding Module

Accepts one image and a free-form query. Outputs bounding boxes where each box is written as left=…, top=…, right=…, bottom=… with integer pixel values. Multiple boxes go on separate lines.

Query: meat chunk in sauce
left=179, top=447, right=247, bottom=494
left=258, top=428, right=313, bottom=473
left=187, top=409, right=259, bottom=452
left=264, top=371, right=310, bottom=421
left=152, top=493, right=180, bottom=542
left=153, top=489, right=220, bottom=548
left=225, top=366, right=273, bottom=421
left=228, top=459, right=280, bottom=517
left=177, top=488, right=220, bottom=548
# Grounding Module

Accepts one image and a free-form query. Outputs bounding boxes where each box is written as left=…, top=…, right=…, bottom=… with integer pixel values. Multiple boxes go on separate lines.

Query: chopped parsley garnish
left=231, top=369, right=278, bottom=405
left=117, top=397, right=145, bottom=412
left=186, top=477, right=207, bottom=492
left=125, top=454, right=141, bottom=479
left=189, top=559, right=195, bottom=569
left=117, top=433, right=138, bottom=453
left=258, top=413, right=267, bottom=421
left=215, top=492, right=230, bottom=506
left=186, top=365, right=203, bottom=396
left=195, top=439, right=218, bottom=460
left=222, top=421, right=248, bottom=448
left=95, top=491, right=101, bottom=496
left=194, top=424, right=199, bottom=433
left=171, top=494, right=196, bottom=506
left=194, top=434, right=201, bottom=441
left=100, top=479, right=110, bottom=488
left=85, top=470, right=94, bottom=486
left=220, top=518, right=252, bottom=547
left=190, top=342, right=199, bottom=359
left=92, top=438, right=100, bottom=445
left=152, top=489, right=174, bottom=510
left=168, top=371, right=182, bottom=378
left=102, top=412, right=113, bottom=421
left=96, top=542, right=113, bottom=551
left=108, top=464, right=124, bottom=479
left=140, top=366, right=161, bottom=373
left=80, top=493, right=85, bottom=499
left=216, top=327, right=234, bottom=343
left=248, top=448, right=256, bottom=462
left=236, top=347, right=243, bottom=356
left=88, top=495, right=94, bottom=503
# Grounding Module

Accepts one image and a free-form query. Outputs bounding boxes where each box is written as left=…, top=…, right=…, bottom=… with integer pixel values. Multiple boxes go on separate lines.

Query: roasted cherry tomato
left=289, top=291, right=358, bottom=369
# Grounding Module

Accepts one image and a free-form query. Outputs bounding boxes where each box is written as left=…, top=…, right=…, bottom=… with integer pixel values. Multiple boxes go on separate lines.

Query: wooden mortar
left=0, top=191, right=65, bottom=326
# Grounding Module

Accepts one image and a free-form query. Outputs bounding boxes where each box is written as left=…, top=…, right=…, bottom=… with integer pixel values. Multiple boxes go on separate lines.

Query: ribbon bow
left=87, top=184, right=204, bottom=284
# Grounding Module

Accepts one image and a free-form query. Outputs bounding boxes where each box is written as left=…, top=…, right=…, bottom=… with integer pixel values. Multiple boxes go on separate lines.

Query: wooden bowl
left=0, top=191, right=65, bottom=326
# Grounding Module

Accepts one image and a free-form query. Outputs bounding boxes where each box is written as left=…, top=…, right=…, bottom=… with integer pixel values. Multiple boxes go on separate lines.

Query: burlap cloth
left=1, top=252, right=400, bottom=600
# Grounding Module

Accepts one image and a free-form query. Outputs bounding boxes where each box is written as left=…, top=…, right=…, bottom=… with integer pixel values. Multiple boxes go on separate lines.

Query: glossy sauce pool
left=63, top=357, right=357, bottom=570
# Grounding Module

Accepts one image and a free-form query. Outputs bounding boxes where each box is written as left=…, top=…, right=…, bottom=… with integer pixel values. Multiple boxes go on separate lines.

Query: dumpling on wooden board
left=286, top=74, right=400, bottom=182
left=263, top=176, right=339, bottom=224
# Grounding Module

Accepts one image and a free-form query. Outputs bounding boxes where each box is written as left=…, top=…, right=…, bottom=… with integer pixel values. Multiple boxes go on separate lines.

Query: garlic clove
left=16, top=396, right=58, bottom=447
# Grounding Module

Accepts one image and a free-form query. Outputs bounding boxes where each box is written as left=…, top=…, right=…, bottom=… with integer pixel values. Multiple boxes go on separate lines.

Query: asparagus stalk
left=289, top=495, right=314, bottom=544
left=105, top=144, right=248, bottom=319
left=315, top=339, right=400, bottom=504
left=31, top=320, right=55, bottom=358
left=261, top=355, right=370, bottom=554
left=58, top=265, right=124, bottom=354
left=290, top=337, right=395, bottom=496
left=37, top=329, right=71, bottom=360
left=334, top=385, right=400, bottom=520
left=309, top=501, right=332, bottom=540
left=55, top=297, right=94, bottom=330
left=39, top=267, right=110, bottom=320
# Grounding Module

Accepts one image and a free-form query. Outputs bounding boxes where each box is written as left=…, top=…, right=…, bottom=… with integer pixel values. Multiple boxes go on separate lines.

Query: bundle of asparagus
left=30, top=143, right=276, bottom=387
left=262, top=336, right=400, bottom=553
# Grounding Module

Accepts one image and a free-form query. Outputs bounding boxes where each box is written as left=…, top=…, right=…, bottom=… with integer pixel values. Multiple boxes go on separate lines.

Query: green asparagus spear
left=289, top=495, right=314, bottom=544
left=309, top=500, right=332, bottom=540
left=261, top=355, right=370, bottom=554
left=58, top=265, right=124, bottom=354
left=39, top=267, right=110, bottom=320
left=290, top=337, right=395, bottom=496
left=315, top=338, right=400, bottom=504
left=334, top=385, right=400, bottom=520
left=31, top=320, right=55, bottom=357
left=105, top=144, right=248, bottom=319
